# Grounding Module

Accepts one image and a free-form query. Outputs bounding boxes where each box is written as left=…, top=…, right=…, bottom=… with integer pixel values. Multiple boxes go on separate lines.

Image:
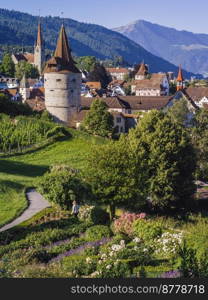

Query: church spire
left=36, top=22, right=43, bottom=47
left=176, top=65, right=184, bottom=91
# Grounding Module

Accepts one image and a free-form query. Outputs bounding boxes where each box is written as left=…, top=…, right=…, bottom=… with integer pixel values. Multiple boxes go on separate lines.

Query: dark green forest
left=0, top=8, right=196, bottom=78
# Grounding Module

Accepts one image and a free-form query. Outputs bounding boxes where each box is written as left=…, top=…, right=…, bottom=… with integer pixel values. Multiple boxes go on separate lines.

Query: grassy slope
left=0, top=129, right=105, bottom=227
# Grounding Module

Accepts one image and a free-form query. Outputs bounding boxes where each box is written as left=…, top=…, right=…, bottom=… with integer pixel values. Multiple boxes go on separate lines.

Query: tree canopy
left=81, top=99, right=114, bottom=137
left=0, top=53, right=15, bottom=77
left=88, top=63, right=111, bottom=88
left=15, top=61, right=39, bottom=80
left=128, top=110, right=196, bottom=211
left=86, top=138, right=144, bottom=219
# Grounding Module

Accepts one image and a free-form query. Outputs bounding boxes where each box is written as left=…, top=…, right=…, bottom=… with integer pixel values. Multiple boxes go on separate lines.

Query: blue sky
left=1, top=0, right=208, bottom=33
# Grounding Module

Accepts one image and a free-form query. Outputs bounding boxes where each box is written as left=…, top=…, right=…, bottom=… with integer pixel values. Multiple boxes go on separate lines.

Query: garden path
left=0, top=189, right=50, bottom=232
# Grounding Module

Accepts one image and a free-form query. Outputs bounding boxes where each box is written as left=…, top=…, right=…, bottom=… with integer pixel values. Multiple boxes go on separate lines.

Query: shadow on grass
left=0, top=216, right=79, bottom=246
left=0, top=180, right=25, bottom=191
left=0, top=160, right=48, bottom=177
left=0, top=135, right=72, bottom=159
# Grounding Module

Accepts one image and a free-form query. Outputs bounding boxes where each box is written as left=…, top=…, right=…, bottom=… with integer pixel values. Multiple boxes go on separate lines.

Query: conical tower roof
left=44, top=24, right=80, bottom=74
left=177, top=65, right=184, bottom=82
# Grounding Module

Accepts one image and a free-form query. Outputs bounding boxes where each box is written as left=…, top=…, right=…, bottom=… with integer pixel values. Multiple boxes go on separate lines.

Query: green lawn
left=0, top=129, right=105, bottom=227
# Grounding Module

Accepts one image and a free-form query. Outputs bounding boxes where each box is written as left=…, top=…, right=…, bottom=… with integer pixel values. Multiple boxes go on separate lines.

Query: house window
left=116, top=117, right=122, bottom=123
left=120, top=127, right=123, bottom=132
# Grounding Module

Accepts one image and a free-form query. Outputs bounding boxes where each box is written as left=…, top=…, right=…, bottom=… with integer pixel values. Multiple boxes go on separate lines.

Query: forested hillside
left=0, top=8, right=197, bottom=77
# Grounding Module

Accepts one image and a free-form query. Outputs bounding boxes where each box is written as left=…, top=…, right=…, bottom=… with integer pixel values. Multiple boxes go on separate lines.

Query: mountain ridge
left=114, top=19, right=208, bottom=76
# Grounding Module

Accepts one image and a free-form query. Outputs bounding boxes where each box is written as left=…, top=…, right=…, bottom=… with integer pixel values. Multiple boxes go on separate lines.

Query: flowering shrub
left=62, top=255, right=98, bottom=277
left=78, top=205, right=110, bottom=225
left=95, top=259, right=131, bottom=278
left=160, top=270, right=181, bottom=278
left=78, top=205, right=94, bottom=222
left=99, top=238, right=153, bottom=266
left=133, top=219, right=163, bottom=241
left=155, top=231, right=183, bottom=257
left=113, top=213, right=146, bottom=236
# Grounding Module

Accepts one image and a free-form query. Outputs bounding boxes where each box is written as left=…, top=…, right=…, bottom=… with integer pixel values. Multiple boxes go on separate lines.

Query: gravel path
left=0, top=189, right=50, bottom=232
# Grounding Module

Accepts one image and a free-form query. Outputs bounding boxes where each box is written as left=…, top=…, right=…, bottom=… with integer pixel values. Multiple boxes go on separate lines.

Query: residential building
left=131, top=73, right=169, bottom=96
left=106, top=67, right=130, bottom=80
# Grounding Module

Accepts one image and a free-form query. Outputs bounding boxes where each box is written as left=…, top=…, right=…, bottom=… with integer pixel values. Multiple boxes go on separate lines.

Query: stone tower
left=34, top=22, right=45, bottom=74
left=44, top=25, right=81, bottom=124
left=19, top=74, right=30, bottom=102
left=176, top=65, right=185, bottom=91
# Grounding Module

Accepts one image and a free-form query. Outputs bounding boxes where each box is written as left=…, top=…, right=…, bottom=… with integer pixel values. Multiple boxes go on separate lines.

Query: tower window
left=56, top=79, right=61, bottom=82
left=50, top=90, right=54, bottom=92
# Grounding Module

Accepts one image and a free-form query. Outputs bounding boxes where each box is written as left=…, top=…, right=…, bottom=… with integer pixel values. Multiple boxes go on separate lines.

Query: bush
left=78, top=205, right=110, bottom=225
left=85, top=225, right=112, bottom=242
left=96, top=259, right=131, bottom=278
left=62, top=255, right=98, bottom=277
left=37, top=168, right=89, bottom=209
left=113, top=213, right=146, bottom=236
left=186, top=218, right=208, bottom=260
left=133, top=219, right=163, bottom=241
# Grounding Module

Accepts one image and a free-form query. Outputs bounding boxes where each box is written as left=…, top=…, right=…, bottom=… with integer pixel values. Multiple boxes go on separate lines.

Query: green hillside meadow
left=0, top=129, right=105, bottom=227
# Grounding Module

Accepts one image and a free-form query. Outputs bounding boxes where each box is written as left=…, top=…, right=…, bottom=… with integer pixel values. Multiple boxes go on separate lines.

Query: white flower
left=90, top=271, right=100, bottom=277
left=106, top=265, right=112, bottom=270
left=101, top=254, right=107, bottom=260
left=133, top=237, right=141, bottom=243
left=86, top=257, right=92, bottom=263
left=120, top=240, right=125, bottom=246
left=112, top=244, right=122, bottom=252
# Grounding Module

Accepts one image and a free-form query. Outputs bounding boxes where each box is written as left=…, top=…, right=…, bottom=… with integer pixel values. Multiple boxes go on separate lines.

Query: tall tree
left=129, top=110, right=196, bottom=211
left=76, top=56, right=97, bottom=72
left=192, top=108, right=208, bottom=180
left=82, top=99, right=114, bottom=137
left=0, top=53, right=15, bottom=77
left=88, top=63, right=111, bottom=88
left=167, top=98, right=190, bottom=126
left=86, top=138, right=144, bottom=220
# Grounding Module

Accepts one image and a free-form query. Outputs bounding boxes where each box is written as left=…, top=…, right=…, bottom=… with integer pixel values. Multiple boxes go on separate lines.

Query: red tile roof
left=119, top=96, right=172, bottom=111
left=86, top=82, right=101, bottom=89
left=81, top=97, right=129, bottom=109
left=106, top=68, right=129, bottom=74
left=185, top=87, right=208, bottom=102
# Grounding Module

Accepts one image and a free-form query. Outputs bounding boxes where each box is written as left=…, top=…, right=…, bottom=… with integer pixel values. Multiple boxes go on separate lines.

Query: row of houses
left=17, top=85, right=208, bottom=134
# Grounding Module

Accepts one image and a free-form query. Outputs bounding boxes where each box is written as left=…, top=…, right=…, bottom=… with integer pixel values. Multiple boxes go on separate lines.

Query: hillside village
left=1, top=15, right=208, bottom=280
left=1, top=22, right=207, bottom=134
